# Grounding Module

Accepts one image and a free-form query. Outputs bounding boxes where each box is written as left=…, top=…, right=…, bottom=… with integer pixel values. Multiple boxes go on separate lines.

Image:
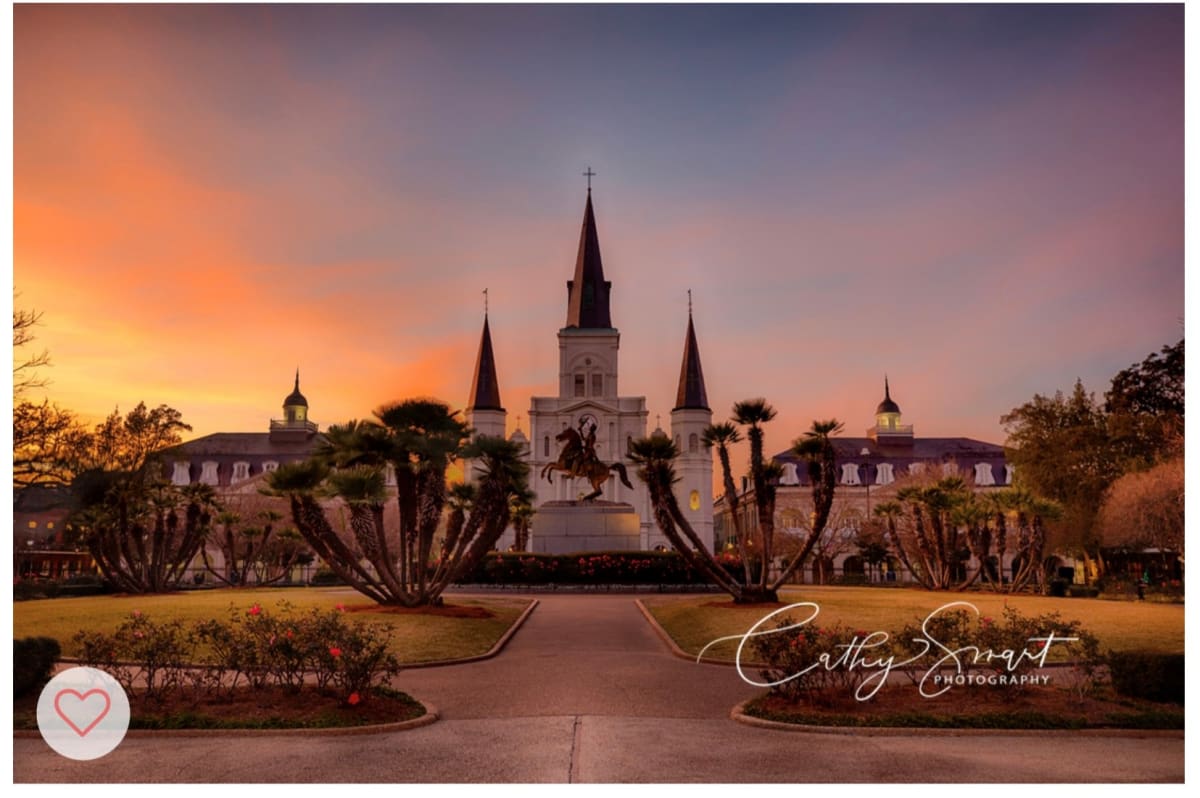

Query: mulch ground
left=344, top=603, right=496, bottom=619
left=701, top=601, right=790, bottom=609
left=14, top=685, right=425, bottom=731
left=746, top=685, right=1184, bottom=729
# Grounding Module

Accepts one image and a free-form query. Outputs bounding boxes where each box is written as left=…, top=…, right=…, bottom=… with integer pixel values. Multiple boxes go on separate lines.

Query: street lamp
left=860, top=447, right=872, bottom=518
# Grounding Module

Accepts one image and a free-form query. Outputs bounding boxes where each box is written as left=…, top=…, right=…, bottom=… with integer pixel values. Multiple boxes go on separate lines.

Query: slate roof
left=162, top=432, right=323, bottom=458
left=773, top=436, right=1007, bottom=487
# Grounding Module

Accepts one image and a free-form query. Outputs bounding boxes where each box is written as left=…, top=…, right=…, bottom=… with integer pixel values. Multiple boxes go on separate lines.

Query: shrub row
left=14, top=575, right=110, bottom=601
left=14, top=637, right=61, bottom=697
left=1107, top=652, right=1185, bottom=704
left=72, top=603, right=399, bottom=706
left=460, top=550, right=752, bottom=585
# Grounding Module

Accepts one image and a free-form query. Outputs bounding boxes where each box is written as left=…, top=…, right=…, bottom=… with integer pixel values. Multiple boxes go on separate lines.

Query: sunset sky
left=13, top=4, right=1183, bottom=465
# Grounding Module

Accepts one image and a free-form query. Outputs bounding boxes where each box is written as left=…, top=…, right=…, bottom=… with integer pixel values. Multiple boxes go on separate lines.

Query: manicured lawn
left=13, top=588, right=530, bottom=665
left=644, top=586, right=1184, bottom=661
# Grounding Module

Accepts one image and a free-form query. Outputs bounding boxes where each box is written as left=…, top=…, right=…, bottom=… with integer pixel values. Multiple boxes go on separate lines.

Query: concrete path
left=13, top=594, right=1184, bottom=783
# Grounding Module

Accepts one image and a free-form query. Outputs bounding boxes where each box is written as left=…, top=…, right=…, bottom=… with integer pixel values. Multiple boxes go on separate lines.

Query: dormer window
left=974, top=463, right=996, bottom=486
left=875, top=463, right=895, bottom=486
left=840, top=464, right=862, bottom=485
left=942, top=462, right=957, bottom=477
left=232, top=461, right=251, bottom=483
left=262, top=461, right=279, bottom=473
left=1005, top=464, right=1016, bottom=485
left=200, top=461, right=220, bottom=486
left=171, top=461, right=191, bottom=486
left=909, top=462, right=926, bottom=476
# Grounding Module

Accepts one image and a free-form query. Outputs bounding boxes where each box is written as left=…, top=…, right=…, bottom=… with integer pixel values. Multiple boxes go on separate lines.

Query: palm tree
left=771, top=419, right=843, bottom=588
left=703, top=422, right=751, bottom=584
left=268, top=401, right=530, bottom=607
left=635, top=405, right=844, bottom=603
left=629, top=434, right=753, bottom=600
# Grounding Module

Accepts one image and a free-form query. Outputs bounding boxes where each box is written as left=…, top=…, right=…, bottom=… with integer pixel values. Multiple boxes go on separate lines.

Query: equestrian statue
left=540, top=417, right=634, bottom=501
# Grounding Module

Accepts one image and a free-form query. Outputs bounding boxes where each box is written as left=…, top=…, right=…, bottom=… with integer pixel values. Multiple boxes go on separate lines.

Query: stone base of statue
left=531, top=500, right=641, bottom=554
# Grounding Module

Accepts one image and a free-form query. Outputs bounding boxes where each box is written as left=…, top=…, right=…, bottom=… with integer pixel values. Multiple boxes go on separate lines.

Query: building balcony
left=270, top=419, right=319, bottom=434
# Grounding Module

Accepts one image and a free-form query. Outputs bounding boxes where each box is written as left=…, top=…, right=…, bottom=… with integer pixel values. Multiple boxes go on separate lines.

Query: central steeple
left=565, top=191, right=613, bottom=329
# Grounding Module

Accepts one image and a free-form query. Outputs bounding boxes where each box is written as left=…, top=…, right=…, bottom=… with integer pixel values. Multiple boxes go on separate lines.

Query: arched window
left=688, top=433, right=699, bottom=453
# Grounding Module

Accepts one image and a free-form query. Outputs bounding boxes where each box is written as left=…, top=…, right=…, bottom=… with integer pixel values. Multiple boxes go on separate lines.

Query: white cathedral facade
left=462, top=189, right=715, bottom=552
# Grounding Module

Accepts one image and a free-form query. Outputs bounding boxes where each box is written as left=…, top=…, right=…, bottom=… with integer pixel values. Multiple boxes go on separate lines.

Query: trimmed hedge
left=15, top=636, right=61, bottom=697
left=14, top=576, right=109, bottom=601
left=462, top=550, right=733, bottom=585
left=1108, top=651, right=1185, bottom=704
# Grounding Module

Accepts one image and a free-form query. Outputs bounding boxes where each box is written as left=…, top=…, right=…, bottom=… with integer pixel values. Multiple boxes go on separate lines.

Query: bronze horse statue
left=541, top=427, right=634, bottom=501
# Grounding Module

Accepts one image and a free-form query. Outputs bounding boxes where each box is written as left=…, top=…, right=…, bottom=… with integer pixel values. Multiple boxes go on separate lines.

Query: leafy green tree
left=1000, top=380, right=1119, bottom=556
left=267, top=398, right=530, bottom=607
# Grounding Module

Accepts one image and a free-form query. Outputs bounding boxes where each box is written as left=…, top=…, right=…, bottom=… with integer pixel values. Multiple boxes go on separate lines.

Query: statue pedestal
left=531, top=500, right=641, bottom=554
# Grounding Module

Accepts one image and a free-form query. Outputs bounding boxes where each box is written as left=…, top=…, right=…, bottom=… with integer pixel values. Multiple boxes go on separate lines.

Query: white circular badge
left=36, top=666, right=131, bottom=760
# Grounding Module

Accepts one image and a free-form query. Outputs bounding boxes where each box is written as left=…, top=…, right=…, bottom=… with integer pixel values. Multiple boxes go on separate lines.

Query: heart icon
left=54, top=689, right=112, bottom=737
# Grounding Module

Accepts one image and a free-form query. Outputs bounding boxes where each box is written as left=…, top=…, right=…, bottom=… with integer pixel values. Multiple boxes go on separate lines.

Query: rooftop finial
left=483, top=287, right=489, bottom=317
left=294, top=368, right=300, bottom=391
left=583, top=166, right=596, bottom=193
left=885, top=374, right=890, bottom=399
left=688, top=289, right=692, bottom=317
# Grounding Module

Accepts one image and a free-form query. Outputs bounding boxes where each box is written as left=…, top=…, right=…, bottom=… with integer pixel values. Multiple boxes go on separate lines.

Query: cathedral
left=158, top=187, right=716, bottom=554
left=463, top=187, right=715, bottom=552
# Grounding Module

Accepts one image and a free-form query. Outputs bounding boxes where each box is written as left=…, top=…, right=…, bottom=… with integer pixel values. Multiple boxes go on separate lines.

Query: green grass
left=13, top=587, right=530, bottom=665
left=644, top=586, right=1184, bottom=661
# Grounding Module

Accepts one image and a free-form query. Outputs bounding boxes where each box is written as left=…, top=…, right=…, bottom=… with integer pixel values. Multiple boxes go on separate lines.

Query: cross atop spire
left=467, top=313, right=504, bottom=412
left=565, top=191, right=613, bottom=329
left=583, top=166, right=596, bottom=193
left=483, top=287, right=489, bottom=316
left=674, top=304, right=710, bottom=411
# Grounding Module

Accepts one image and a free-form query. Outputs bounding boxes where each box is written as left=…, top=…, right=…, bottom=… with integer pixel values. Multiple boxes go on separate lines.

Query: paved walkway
left=13, top=594, right=1184, bottom=783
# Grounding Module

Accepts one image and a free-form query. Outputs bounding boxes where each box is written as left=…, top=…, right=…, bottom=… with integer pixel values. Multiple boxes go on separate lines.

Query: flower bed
left=69, top=600, right=408, bottom=710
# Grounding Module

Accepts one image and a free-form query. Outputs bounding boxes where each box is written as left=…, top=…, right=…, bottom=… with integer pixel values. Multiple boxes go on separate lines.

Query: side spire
left=468, top=313, right=503, bottom=411
left=565, top=190, right=613, bottom=329
left=674, top=302, right=709, bottom=411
